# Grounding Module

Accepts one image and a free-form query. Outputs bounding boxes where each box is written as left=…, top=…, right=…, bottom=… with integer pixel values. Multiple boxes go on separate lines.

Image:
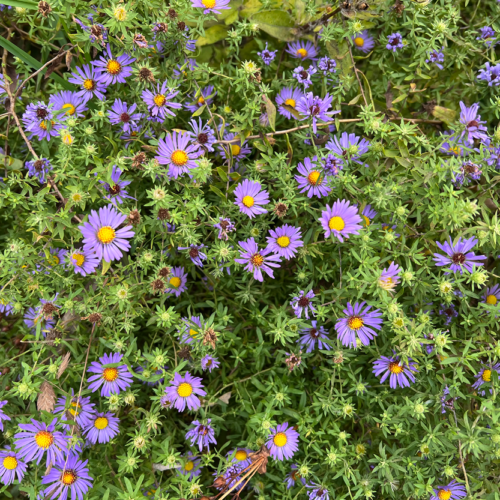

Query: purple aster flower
left=440, top=386, right=457, bottom=413
left=0, top=401, right=10, bottom=431
left=68, top=64, right=107, bottom=102
left=214, top=217, right=235, bottom=240
left=190, top=0, right=230, bottom=14
left=53, top=390, right=95, bottom=430
left=26, top=158, right=52, bottom=184
left=430, top=480, right=467, bottom=500
left=177, top=453, right=202, bottom=480
left=219, top=133, right=252, bottom=165
left=185, top=420, right=217, bottom=451
left=276, top=87, right=304, bottom=119
left=83, top=411, right=120, bottom=444
left=91, top=44, right=135, bottom=85
left=452, top=160, right=482, bottom=186
left=307, top=484, right=330, bottom=500
left=438, top=303, right=458, bottom=325
left=173, top=58, right=198, bottom=79
left=352, top=30, right=375, bottom=53
left=259, top=112, right=270, bottom=127
left=68, top=248, right=100, bottom=276
left=482, top=284, right=500, bottom=307
left=258, top=42, right=278, bottom=65
left=0, top=296, right=13, bottom=317
left=318, top=56, right=337, bottom=75
left=166, top=266, right=188, bottom=297
left=319, top=200, right=363, bottom=242
left=298, top=321, right=330, bottom=352
left=178, top=244, right=207, bottom=267
left=426, top=48, right=444, bottom=70
left=459, top=102, right=489, bottom=145
left=156, top=131, right=203, bottom=179
left=201, top=355, right=220, bottom=372
left=179, top=316, right=203, bottom=344
left=49, top=90, right=87, bottom=118
left=189, top=118, right=216, bottom=152
left=22, top=102, right=63, bottom=141
left=478, top=62, right=500, bottom=86
left=14, top=418, right=68, bottom=468
left=108, top=99, right=142, bottom=133
left=0, top=448, right=26, bottom=485
left=226, top=448, right=253, bottom=468
left=290, top=290, right=316, bottom=319
left=24, top=306, right=55, bottom=337
left=266, top=422, right=299, bottom=461
left=286, top=40, right=318, bottom=60
left=121, top=123, right=145, bottom=145
left=235, top=237, right=281, bottom=282
left=486, top=144, right=500, bottom=168
left=293, top=66, right=317, bottom=89
left=142, top=81, right=182, bottom=120
left=234, top=179, right=269, bottom=218
left=164, top=372, right=206, bottom=412
left=87, top=352, right=133, bottom=397
left=285, top=464, right=306, bottom=489
left=433, top=237, right=486, bottom=274
left=472, top=362, right=500, bottom=396
left=79, top=205, right=135, bottom=262
left=361, top=205, right=377, bottom=226
left=386, top=32, right=404, bottom=52
left=296, top=92, right=338, bottom=133
left=100, top=165, right=134, bottom=205
left=185, top=85, right=216, bottom=113
left=41, top=453, right=93, bottom=500
left=373, top=354, right=418, bottom=389
left=476, top=26, right=497, bottom=47
left=381, top=222, right=400, bottom=237
left=266, top=224, right=303, bottom=260
left=440, top=131, right=469, bottom=157
left=212, top=466, right=244, bottom=492
left=322, top=154, right=343, bottom=176
left=326, top=132, right=370, bottom=166
left=295, top=156, right=331, bottom=198
left=379, top=262, right=401, bottom=290
left=44, top=248, right=66, bottom=269
left=335, top=301, right=383, bottom=347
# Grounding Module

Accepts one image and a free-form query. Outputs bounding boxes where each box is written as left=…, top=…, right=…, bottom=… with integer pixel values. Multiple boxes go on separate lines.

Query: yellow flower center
left=438, top=490, right=452, bottom=500
left=97, top=226, right=116, bottom=244
left=3, top=456, right=17, bottom=470
left=250, top=254, right=264, bottom=267
left=171, top=149, right=189, bottom=166
left=235, top=450, right=248, bottom=461
left=328, top=216, right=345, bottom=232
left=94, top=417, right=109, bottom=430
left=189, top=329, right=198, bottom=338
left=72, top=253, right=85, bottom=267
left=35, top=431, right=54, bottom=449
left=103, top=367, right=118, bottom=382
left=277, top=236, right=290, bottom=248
left=448, top=146, right=462, bottom=155
left=69, top=402, right=82, bottom=417
left=177, top=382, right=193, bottom=398
left=482, top=369, right=492, bottom=382
left=296, top=48, right=308, bottom=58
left=106, top=60, right=122, bottom=75
left=273, top=432, right=288, bottom=447
left=114, top=6, right=127, bottom=21
left=362, top=215, right=371, bottom=227
left=231, top=144, right=241, bottom=156
left=389, top=362, right=404, bottom=374
left=486, top=294, right=497, bottom=305
left=49, top=255, right=60, bottom=265
left=62, top=103, right=76, bottom=116
left=198, top=96, right=206, bottom=105
left=61, top=470, right=77, bottom=485
left=307, top=171, right=321, bottom=186
left=284, top=98, right=296, bottom=108
left=170, top=276, right=181, bottom=288
left=185, top=460, right=194, bottom=471
left=39, top=120, right=55, bottom=131
left=202, top=0, right=216, bottom=8
left=154, top=94, right=166, bottom=107
left=83, top=79, right=95, bottom=90
left=354, top=37, right=365, bottom=47
left=348, top=316, right=364, bottom=330
left=242, top=195, right=254, bottom=208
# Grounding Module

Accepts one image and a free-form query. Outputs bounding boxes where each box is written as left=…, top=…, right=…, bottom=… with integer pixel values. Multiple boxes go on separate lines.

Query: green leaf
left=192, top=104, right=206, bottom=117
left=209, top=184, right=226, bottom=200
left=251, top=10, right=295, bottom=41
left=101, top=260, right=111, bottom=275
left=281, top=103, right=302, bottom=120
left=432, top=106, right=456, bottom=125
left=196, top=25, right=229, bottom=47
left=262, top=94, right=276, bottom=131
left=216, top=167, right=228, bottom=182
left=229, top=171, right=241, bottom=181
left=0, top=36, right=73, bottom=90
left=0, top=0, right=38, bottom=9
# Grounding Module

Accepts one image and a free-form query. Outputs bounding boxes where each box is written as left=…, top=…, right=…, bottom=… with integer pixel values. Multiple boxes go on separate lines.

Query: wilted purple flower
left=433, top=237, right=486, bottom=274
left=0, top=449, right=26, bottom=485
left=478, top=62, right=500, bottom=86
left=156, top=131, right=203, bottom=178
left=430, top=480, right=467, bottom=500
left=318, top=56, right=337, bottom=75
left=426, top=48, right=444, bottom=69
left=108, top=99, right=142, bottom=133
left=185, top=420, right=217, bottom=451
left=87, top=353, right=133, bottom=397
left=290, top=290, right=316, bottom=319
left=286, top=40, right=318, bottom=60
left=266, top=422, right=299, bottom=460
left=49, top=90, right=87, bottom=118
left=0, top=401, right=10, bottom=431
left=438, top=303, right=458, bottom=325
left=293, top=66, right=317, bottom=89
left=386, top=33, right=404, bottom=51
left=379, top=262, right=401, bottom=290
left=326, top=132, right=370, bottom=166
left=68, top=64, right=107, bottom=102
left=164, top=372, right=206, bottom=412
left=219, top=133, right=251, bottom=165
left=165, top=266, right=188, bottom=297
left=440, top=385, right=457, bottom=413
left=83, top=411, right=120, bottom=444
left=352, top=30, right=375, bottom=53
left=285, top=464, right=306, bottom=489
left=335, top=301, right=383, bottom=347
left=234, top=179, right=269, bottom=218
left=142, top=81, right=181, bottom=120
left=459, top=102, right=489, bottom=145
left=190, top=0, right=230, bottom=15
left=296, top=92, right=338, bottom=133
left=185, top=85, right=216, bottom=113
left=258, top=42, right=278, bottom=65
left=295, top=156, right=331, bottom=198
left=319, top=200, right=363, bottom=241
left=25, top=158, right=52, bottom=184
left=373, top=354, right=418, bottom=389
left=259, top=112, right=269, bottom=127
left=177, top=453, right=202, bottom=480
left=276, top=87, right=304, bottom=119
left=92, top=44, right=135, bottom=85
left=22, top=102, right=63, bottom=141
left=178, top=244, right=207, bottom=267
left=201, top=355, right=220, bottom=372
left=320, top=155, right=342, bottom=177
left=266, top=224, right=303, bottom=260
left=235, top=237, right=281, bottom=281
left=298, top=321, right=330, bottom=352
left=214, top=217, right=235, bottom=240
left=476, top=26, right=497, bottom=47
left=486, top=145, right=500, bottom=169
left=452, top=160, right=482, bottom=186
left=189, top=118, right=216, bottom=152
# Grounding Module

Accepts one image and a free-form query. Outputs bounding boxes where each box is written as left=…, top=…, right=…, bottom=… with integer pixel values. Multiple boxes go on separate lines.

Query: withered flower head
left=168, top=8, right=178, bottom=18
left=177, top=21, right=186, bottom=31
left=393, top=0, right=405, bottom=16
left=273, top=202, right=288, bottom=218
left=178, top=346, right=191, bottom=360
left=158, top=266, right=171, bottom=278
left=45, top=330, right=62, bottom=347
left=212, top=476, right=227, bottom=490
left=285, top=353, right=302, bottom=372
left=38, top=0, right=51, bottom=17
left=157, top=208, right=170, bottom=221
left=151, top=279, right=165, bottom=293
left=133, top=33, right=149, bottom=49
left=333, top=351, right=344, bottom=364
left=34, top=160, right=44, bottom=172
left=127, top=209, right=141, bottom=226
left=203, top=328, right=217, bottom=349
left=87, top=312, right=102, bottom=325
left=42, top=302, right=59, bottom=320
left=132, top=152, right=147, bottom=168
left=137, top=66, right=155, bottom=84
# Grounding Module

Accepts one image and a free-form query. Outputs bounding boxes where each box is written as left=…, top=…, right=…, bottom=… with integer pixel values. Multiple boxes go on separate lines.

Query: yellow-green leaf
left=196, top=25, right=229, bottom=47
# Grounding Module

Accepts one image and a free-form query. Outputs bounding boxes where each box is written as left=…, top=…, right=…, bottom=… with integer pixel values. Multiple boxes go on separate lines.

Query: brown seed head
left=203, top=328, right=217, bottom=349
left=132, top=152, right=147, bottom=168
left=127, top=209, right=141, bottom=226
left=157, top=208, right=170, bottom=221
left=178, top=346, right=191, bottom=360
left=274, top=202, right=288, bottom=218
left=158, top=266, right=171, bottom=278
left=177, top=21, right=186, bottom=31
left=41, top=302, right=59, bottom=319
left=152, top=279, right=165, bottom=292
left=38, top=0, right=51, bottom=17
left=87, top=312, right=102, bottom=325
left=213, top=476, right=227, bottom=489
left=168, top=8, right=178, bottom=18
left=138, top=67, right=155, bottom=83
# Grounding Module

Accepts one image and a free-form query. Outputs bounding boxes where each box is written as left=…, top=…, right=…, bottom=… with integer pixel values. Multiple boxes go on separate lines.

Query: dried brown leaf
left=37, top=381, right=56, bottom=413
left=57, top=352, right=71, bottom=379
left=218, top=392, right=231, bottom=404
left=65, top=51, right=73, bottom=71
